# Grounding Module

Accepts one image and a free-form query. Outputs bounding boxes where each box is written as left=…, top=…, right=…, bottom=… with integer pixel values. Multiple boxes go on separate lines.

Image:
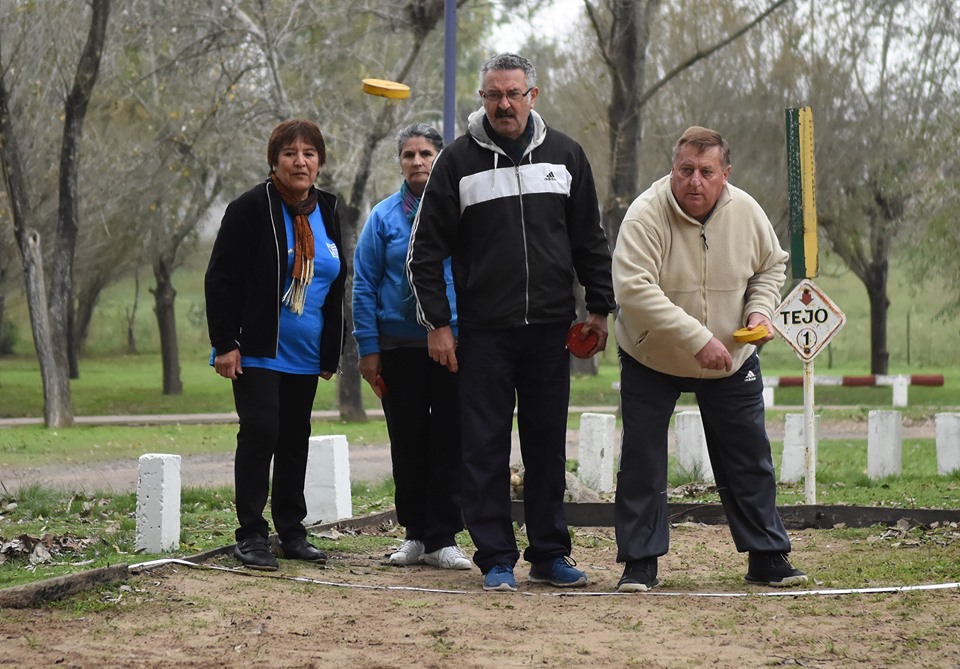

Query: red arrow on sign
left=800, top=290, right=812, bottom=305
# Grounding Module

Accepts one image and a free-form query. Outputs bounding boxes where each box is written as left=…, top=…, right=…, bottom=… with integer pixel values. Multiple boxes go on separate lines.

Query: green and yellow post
left=785, top=106, right=821, bottom=502
left=785, top=106, right=818, bottom=279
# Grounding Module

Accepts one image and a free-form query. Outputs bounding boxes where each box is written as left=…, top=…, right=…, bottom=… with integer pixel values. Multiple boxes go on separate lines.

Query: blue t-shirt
left=211, top=204, right=340, bottom=374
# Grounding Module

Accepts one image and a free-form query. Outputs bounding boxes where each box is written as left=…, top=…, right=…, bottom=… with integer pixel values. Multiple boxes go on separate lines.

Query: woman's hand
left=213, top=349, right=242, bottom=380
left=358, top=353, right=385, bottom=398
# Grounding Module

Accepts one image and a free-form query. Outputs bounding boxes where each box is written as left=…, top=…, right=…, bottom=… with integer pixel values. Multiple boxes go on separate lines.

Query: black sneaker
left=280, top=537, right=328, bottom=563
left=745, top=552, right=808, bottom=587
left=233, top=536, right=279, bottom=571
left=617, top=557, right=659, bottom=593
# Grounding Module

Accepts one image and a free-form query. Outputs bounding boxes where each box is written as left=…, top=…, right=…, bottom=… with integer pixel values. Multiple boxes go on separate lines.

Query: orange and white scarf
left=271, top=174, right=318, bottom=315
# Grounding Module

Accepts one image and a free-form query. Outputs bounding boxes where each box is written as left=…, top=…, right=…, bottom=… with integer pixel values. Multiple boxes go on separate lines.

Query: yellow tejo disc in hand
left=733, top=325, right=768, bottom=343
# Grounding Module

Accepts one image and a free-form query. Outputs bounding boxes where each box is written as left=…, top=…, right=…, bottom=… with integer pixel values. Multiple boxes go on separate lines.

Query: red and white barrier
left=763, top=374, right=944, bottom=407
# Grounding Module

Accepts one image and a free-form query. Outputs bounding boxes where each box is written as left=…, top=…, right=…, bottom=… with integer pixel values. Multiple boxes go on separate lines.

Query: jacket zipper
left=514, top=164, right=531, bottom=324
left=700, top=222, right=708, bottom=328
left=266, top=183, right=281, bottom=357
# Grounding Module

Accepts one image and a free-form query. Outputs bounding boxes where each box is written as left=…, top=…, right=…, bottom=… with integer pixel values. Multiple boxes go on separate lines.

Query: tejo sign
left=772, top=279, right=846, bottom=361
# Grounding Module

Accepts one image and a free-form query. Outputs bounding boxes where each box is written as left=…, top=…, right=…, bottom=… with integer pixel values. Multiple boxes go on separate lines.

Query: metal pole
left=443, top=0, right=456, bottom=144
left=803, top=358, right=816, bottom=504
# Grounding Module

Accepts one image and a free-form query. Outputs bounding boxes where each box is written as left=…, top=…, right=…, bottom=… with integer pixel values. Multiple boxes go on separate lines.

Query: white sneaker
left=423, top=545, right=472, bottom=570
left=388, top=539, right=425, bottom=566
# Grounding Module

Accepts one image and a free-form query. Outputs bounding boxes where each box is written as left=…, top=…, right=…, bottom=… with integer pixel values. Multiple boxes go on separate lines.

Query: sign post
left=781, top=106, right=833, bottom=504
left=773, top=280, right=846, bottom=503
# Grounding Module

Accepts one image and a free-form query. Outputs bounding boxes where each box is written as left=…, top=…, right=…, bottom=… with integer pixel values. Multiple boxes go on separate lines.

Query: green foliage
left=0, top=320, right=17, bottom=356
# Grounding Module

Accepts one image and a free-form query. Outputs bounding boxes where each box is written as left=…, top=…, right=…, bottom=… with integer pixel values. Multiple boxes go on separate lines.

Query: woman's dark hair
left=395, top=123, right=443, bottom=159
left=267, top=119, right=326, bottom=172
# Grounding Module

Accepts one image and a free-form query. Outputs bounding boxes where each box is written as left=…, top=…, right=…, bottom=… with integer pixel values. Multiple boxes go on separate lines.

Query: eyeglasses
left=479, top=87, right=533, bottom=103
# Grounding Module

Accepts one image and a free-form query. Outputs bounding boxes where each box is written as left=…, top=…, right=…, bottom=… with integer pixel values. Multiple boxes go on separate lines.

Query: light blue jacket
left=352, top=189, right=457, bottom=358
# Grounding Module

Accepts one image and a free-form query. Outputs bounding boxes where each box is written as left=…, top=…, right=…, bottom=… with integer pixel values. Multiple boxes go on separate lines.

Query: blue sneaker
left=482, top=564, right=516, bottom=591
left=528, top=556, right=588, bottom=588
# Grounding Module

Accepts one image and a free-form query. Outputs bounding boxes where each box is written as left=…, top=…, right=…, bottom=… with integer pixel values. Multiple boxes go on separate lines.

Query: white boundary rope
left=128, top=558, right=960, bottom=598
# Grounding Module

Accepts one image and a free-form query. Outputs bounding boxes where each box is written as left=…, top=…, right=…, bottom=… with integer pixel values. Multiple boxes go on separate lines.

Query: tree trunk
left=865, top=267, right=890, bottom=375
left=49, top=0, right=111, bottom=382
left=335, top=197, right=367, bottom=421
left=0, top=76, right=73, bottom=426
left=74, top=269, right=111, bottom=355
left=126, top=270, right=140, bottom=355
left=21, top=232, right=74, bottom=427
left=596, top=0, right=654, bottom=246
left=152, top=260, right=183, bottom=395
left=333, top=15, right=438, bottom=421
left=0, top=276, right=6, bottom=354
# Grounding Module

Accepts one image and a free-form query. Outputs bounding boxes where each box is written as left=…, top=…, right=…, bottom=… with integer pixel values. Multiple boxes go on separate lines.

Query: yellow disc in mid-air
left=361, top=78, right=411, bottom=99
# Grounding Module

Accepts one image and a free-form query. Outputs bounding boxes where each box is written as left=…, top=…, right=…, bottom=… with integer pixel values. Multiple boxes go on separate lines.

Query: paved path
left=0, top=407, right=938, bottom=494
left=0, top=410, right=607, bottom=493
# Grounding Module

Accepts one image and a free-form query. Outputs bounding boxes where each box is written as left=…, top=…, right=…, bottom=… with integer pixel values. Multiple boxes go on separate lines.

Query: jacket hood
left=466, top=107, right=547, bottom=159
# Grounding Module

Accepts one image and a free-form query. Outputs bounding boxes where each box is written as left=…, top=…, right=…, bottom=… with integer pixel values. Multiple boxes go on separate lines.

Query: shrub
left=0, top=319, right=17, bottom=356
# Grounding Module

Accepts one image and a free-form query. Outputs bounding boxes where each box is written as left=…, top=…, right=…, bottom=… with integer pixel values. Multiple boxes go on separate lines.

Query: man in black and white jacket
left=407, top=52, right=615, bottom=592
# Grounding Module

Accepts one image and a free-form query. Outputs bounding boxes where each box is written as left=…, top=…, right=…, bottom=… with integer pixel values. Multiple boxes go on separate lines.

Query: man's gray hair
left=479, top=52, right=537, bottom=89
left=395, top=123, right=444, bottom=159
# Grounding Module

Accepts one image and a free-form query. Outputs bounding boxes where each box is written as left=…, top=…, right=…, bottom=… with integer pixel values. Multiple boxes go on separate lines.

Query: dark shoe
left=280, top=537, right=328, bottom=563
left=528, top=556, right=588, bottom=587
left=482, top=564, right=517, bottom=592
left=745, top=552, right=808, bottom=587
left=233, top=536, right=279, bottom=571
left=617, top=557, right=659, bottom=593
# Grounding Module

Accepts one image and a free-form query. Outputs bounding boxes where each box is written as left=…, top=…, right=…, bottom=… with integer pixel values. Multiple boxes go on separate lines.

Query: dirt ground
left=2, top=522, right=960, bottom=669
left=3, top=416, right=957, bottom=668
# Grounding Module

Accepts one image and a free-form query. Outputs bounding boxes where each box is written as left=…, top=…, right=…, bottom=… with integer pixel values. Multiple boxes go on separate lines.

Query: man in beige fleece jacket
left=611, top=126, right=807, bottom=593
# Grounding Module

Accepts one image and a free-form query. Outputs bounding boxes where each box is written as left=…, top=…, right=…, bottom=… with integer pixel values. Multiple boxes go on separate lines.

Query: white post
left=762, top=385, right=775, bottom=408
left=935, top=413, right=960, bottom=476
left=675, top=411, right=714, bottom=482
left=868, top=410, right=903, bottom=479
left=892, top=375, right=909, bottom=408
left=803, top=360, right=816, bottom=503
left=135, top=454, right=181, bottom=553
left=780, top=413, right=819, bottom=484
left=304, top=435, right=352, bottom=524
left=578, top=412, right=616, bottom=493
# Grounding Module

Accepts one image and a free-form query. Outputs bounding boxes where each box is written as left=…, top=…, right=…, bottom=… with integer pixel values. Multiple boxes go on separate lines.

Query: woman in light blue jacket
left=352, top=123, right=468, bottom=570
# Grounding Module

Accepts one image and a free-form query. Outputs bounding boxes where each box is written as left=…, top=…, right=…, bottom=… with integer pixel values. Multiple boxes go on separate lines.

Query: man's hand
left=580, top=312, right=609, bottom=357
left=695, top=337, right=733, bottom=372
left=213, top=349, right=242, bottom=380
left=428, top=326, right=458, bottom=373
left=745, top=312, right=776, bottom=344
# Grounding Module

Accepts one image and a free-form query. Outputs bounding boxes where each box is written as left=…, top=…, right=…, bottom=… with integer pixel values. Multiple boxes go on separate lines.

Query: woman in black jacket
left=205, top=119, right=345, bottom=571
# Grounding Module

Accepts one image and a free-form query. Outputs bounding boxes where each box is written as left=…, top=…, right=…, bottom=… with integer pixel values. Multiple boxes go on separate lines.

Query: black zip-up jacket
left=407, top=109, right=615, bottom=329
left=204, top=179, right=346, bottom=373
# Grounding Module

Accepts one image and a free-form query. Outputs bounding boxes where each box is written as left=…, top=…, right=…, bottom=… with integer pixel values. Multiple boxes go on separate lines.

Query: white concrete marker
left=675, top=411, right=714, bottom=482
left=304, top=435, right=352, bottom=524
left=135, top=453, right=181, bottom=553
left=578, top=412, right=616, bottom=493
left=868, top=410, right=902, bottom=479
left=762, top=385, right=775, bottom=408
left=935, top=413, right=960, bottom=476
left=781, top=413, right=819, bottom=484
left=892, top=375, right=909, bottom=408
